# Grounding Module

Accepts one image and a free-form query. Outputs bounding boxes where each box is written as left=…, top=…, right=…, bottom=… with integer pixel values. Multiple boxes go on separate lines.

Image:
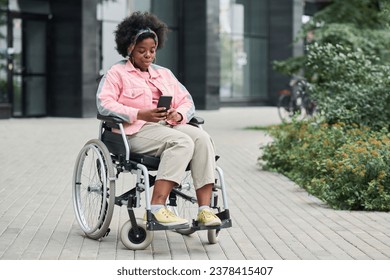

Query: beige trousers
left=127, top=122, right=216, bottom=189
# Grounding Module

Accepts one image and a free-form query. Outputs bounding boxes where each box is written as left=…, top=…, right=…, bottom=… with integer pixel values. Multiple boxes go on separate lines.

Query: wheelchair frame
left=72, top=114, right=232, bottom=250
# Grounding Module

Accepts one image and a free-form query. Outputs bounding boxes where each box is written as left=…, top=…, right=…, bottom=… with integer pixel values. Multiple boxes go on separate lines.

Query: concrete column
left=267, top=0, right=295, bottom=105
left=48, top=0, right=99, bottom=117
left=48, top=0, right=82, bottom=117
left=82, top=0, right=99, bottom=117
left=182, top=0, right=220, bottom=110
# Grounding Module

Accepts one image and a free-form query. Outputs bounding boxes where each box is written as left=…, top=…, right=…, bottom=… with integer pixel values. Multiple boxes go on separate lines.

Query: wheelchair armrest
left=189, top=116, right=205, bottom=125
left=97, top=113, right=124, bottom=124
left=97, top=114, right=125, bottom=130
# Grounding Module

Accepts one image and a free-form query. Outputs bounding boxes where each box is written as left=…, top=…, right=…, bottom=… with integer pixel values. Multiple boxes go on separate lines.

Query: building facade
left=0, top=0, right=306, bottom=118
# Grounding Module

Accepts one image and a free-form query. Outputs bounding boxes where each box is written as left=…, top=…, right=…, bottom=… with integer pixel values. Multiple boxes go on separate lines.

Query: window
left=220, top=0, right=268, bottom=103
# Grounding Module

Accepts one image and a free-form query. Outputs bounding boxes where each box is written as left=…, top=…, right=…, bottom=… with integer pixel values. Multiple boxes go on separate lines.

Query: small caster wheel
left=120, top=218, right=154, bottom=250
left=207, top=229, right=220, bottom=244
left=175, top=225, right=196, bottom=236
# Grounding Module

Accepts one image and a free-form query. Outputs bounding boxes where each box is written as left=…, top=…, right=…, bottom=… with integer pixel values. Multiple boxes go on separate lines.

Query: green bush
left=305, top=42, right=390, bottom=130
left=261, top=121, right=390, bottom=211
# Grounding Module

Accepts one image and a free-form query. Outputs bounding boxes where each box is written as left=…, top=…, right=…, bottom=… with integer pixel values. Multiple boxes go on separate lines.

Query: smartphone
left=157, top=96, right=172, bottom=112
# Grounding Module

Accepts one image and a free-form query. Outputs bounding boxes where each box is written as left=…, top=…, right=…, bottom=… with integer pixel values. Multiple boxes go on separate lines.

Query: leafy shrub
left=261, top=121, right=390, bottom=211
left=305, top=42, right=390, bottom=130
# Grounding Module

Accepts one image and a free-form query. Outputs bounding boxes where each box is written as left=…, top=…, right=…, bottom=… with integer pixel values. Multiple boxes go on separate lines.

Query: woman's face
left=129, top=38, right=157, bottom=71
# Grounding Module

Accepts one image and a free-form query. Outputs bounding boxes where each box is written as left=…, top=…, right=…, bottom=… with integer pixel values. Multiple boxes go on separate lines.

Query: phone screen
left=157, top=96, right=172, bottom=111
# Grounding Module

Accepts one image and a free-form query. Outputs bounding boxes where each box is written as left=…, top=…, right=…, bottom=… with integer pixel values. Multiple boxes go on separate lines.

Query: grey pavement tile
left=212, top=231, right=245, bottom=260
left=134, top=248, right=153, bottom=260
left=58, top=225, right=84, bottom=260
left=182, top=233, right=209, bottom=260
left=224, top=228, right=263, bottom=259
left=165, top=231, right=191, bottom=260
left=77, top=238, right=101, bottom=260
left=150, top=231, right=172, bottom=260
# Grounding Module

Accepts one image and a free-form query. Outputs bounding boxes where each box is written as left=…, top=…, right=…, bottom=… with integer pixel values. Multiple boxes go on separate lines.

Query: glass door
left=10, top=14, right=47, bottom=117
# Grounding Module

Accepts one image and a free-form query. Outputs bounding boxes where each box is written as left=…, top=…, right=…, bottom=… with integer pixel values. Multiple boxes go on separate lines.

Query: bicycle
left=277, top=77, right=316, bottom=123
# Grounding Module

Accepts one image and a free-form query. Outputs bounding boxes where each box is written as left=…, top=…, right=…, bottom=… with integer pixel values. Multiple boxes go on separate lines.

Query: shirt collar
left=125, top=60, right=159, bottom=79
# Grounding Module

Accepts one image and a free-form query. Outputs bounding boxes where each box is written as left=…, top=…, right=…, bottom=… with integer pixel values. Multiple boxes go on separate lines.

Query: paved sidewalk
left=1, top=107, right=390, bottom=260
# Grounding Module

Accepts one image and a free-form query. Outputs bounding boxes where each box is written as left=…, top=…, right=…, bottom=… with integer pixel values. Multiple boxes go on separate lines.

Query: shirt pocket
left=120, top=88, right=147, bottom=107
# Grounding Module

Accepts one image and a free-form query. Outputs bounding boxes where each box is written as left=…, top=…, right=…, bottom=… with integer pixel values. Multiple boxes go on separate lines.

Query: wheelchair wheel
left=120, top=219, right=154, bottom=250
left=168, top=171, right=197, bottom=235
left=72, top=139, right=115, bottom=240
left=208, top=229, right=220, bottom=244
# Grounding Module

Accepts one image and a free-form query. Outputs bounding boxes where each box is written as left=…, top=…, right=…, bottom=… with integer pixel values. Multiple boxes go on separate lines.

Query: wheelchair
left=72, top=114, right=232, bottom=250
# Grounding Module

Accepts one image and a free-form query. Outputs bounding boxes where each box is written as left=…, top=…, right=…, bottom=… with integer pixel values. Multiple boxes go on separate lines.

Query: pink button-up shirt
left=97, top=60, right=195, bottom=135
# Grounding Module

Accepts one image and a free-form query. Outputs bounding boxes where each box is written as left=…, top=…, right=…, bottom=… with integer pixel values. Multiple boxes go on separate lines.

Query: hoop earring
left=153, top=56, right=156, bottom=64
left=130, top=55, right=135, bottom=65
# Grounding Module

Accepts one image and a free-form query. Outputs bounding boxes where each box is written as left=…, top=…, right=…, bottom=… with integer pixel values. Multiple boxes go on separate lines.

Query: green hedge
left=261, top=121, right=390, bottom=211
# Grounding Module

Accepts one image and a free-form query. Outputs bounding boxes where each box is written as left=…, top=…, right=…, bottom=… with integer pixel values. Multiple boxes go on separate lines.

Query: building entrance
left=9, top=13, right=48, bottom=117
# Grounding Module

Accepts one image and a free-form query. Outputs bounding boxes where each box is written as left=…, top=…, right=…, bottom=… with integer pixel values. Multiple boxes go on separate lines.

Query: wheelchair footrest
left=216, top=209, right=230, bottom=220
left=146, top=220, right=190, bottom=231
left=191, top=218, right=232, bottom=231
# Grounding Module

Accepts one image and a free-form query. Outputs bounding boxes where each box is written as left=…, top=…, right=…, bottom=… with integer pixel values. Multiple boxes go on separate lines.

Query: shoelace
left=162, top=208, right=178, bottom=218
left=200, top=210, right=216, bottom=220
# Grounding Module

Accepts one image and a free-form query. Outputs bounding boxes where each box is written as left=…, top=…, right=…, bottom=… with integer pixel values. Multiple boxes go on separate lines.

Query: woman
left=97, top=11, right=221, bottom=227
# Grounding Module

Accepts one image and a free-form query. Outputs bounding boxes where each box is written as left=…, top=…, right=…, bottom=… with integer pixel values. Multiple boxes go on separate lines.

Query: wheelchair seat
left=101, top=129, right=161, bottom=170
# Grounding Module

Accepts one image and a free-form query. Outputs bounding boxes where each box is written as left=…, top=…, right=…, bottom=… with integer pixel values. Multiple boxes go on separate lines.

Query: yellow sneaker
left=197, top=208, right=222, bottom=226
left=149, top=208, right=188, bottom=226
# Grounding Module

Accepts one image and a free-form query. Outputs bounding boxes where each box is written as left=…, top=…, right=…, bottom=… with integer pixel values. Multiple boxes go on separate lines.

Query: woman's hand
left=166, top=108, right=183, bottom=122
left=137, top=108, right=169, bottom=122
left=137, top=108, right=182, bottom=123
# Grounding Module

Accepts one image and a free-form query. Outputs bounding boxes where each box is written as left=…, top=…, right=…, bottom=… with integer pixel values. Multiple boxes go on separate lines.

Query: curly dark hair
left=115, top=11, right=169, bottom=58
